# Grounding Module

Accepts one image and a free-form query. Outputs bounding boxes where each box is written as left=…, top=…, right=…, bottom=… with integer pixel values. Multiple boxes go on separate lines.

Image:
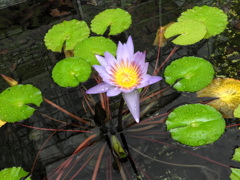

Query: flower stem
left=117, top=97, right=125, bottom=132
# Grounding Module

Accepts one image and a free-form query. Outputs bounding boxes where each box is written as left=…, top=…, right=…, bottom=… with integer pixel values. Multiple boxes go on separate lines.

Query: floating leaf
left=74, top=36, right=117, bottom=65
left=0, top=84, right=43, bottom=123
left=230, top=168, right=240, bottom=180
left=166, top=104, right=225, bottom=147
left=178, top=5, right=228, bottom=38
left=52, top=57, right=92, bottom=87
left=44, top=19, right=90, bottom=52
left=164, top=56, right=214, bottom=92
left=232, top=147, right=240, bottom=163
left=0, top=167, right=31, bottom=180
left=91, top=8, right=132, bottom=35
left=164, top=20, right=207, bottom=45
left=197, top=78, right=240, bottom=118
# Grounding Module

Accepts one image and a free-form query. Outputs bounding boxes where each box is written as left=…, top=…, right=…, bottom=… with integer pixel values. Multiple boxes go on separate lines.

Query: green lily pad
left=44, top=19, right=90, bottom=52
left=91, top=8, right=132, bottom=35
left=0, top=84, right=43, bottom=123
left=230, top=168, right=240, bottom=180
left=0, top=167, right=31, bottom=180
left=166, top=104, right=226, bottom=146
left=232, top=147, right=240, bottom=162
left=164, top=56, right=214, bottom=92
left=178, top=5, right=228, bottom=39
left=52, top=57, right=92, bottom=87
left=234, top=104, right=240, bottom=118
left=164, top=20, right=207, bottom=45
left=74, top=36, right=117, bottom=65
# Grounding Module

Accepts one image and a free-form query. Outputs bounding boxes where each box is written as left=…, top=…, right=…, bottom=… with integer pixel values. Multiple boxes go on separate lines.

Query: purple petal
left=142, top=62, right=149, bottom=75
left=95, top=55, right=107, bottom=67
left=93, top=65, right=110, bottom=81
left=126, top=36, right=134, bottom=56
left=122, top=89, right=140, bottom=123
left=133, top=51, right=146, bottom=67
left=137, top=74, right=162, bottom=89
left=116, top=41, right=123, bottom=61
left=106, top=87, right=121, bottom=97
left=120, top=44, right=131, bottom=64
left=86, top=82, right=112, bottom=94
left=104, top=51, right=117, bottom=75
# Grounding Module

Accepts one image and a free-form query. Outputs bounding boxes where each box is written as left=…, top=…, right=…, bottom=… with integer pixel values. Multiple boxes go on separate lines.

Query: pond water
left=0, top=0, right=240, bottom=180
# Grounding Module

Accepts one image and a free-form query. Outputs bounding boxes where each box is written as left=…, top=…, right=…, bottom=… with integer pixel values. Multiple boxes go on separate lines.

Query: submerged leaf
left=0, top=167, right=31, bottom=180
left=0, top=120, right=6, bottom=127
left=52, top=57, right=92, bottom=87
left=91, top=8, right=132, bottom=35
left=153, top=22, right=175, bottom=47
left=164, top=20, right=207, bottom=45
left=74, top=36, right=117, bottom=65
left=166, top=104, right=225, bottom=147
left=164, top=56, right=214, bottom=92
left=44, top=19, right=90, bottom=52
left=0, top=85, right=43, bottom=123
left=197, top=78, right=240, bottom=118
left=178, top=5, right=228, bottom=38
left=230, top=168, right=240, bottom=180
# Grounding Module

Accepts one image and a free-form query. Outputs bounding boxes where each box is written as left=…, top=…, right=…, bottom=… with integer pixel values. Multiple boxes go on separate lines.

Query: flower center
left=114, top=62, right=139, bottom=88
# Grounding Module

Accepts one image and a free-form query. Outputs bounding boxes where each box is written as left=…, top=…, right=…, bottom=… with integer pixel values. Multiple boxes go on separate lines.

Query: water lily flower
left=86, top=36, right=162, bottom=123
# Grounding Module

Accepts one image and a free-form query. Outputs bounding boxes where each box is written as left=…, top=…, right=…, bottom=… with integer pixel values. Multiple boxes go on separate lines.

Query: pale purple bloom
left=86, top=36, right=162, bottom=123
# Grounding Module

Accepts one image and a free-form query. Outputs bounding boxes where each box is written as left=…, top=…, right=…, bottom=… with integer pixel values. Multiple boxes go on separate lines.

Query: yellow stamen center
left=114, top=62, right=139, bottom=89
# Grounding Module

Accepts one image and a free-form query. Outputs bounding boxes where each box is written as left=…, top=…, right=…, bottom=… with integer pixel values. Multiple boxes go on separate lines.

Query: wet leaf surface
left=52, top=57, right=92, bottom=87
left=0, top=84, right=43, bottom=123
left=91, top=8, right=132, bottom=35
left=166, top=104, right=226, bottom=146
left=164, top=56, right=214, bottom=92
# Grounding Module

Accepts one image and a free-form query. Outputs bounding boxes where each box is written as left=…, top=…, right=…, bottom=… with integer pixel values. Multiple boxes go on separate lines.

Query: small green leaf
left=0, top=85, right=43, bottom=123
left=91, top=8, right=132, bottom=35
left=230, top=168, right=240, bottom=180
left=178, top=5, right=228, bottom=38
left=52, top=57, right=92, bottom=87
left=74, top=36, right=117, bottom=65
left=232, top=147, right=240, bottom=162
left=166, top=104, right=226, bottom=147
left=164, top=20, right=207, bottom=45
left=234, top=104, right=240, bottom=118
left=44, top=19, right=90, bottom=52
left=0, top=167, right=31, bottom=180
left=164, top=56, right=214, bottom=92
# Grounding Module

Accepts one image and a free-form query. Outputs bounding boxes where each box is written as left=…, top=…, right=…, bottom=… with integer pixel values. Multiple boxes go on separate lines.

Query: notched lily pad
left=0, top=84, right=43, bottom=123
left=230, top=168, right=240, bottom=180
left=91, top=8, right=132, bottom=35
left=44, top=19, right=90, bottom=52
left=74, top=36, right=117, bottom=65
left=164, top=20, right=207, bottom=45
left=52, top=57, right=92, bottom=87
left=166, top=104, right=226, bottom=146
left=178, top=5, right=228, bottom=38
left=164, top=56, right=214, bottom=92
